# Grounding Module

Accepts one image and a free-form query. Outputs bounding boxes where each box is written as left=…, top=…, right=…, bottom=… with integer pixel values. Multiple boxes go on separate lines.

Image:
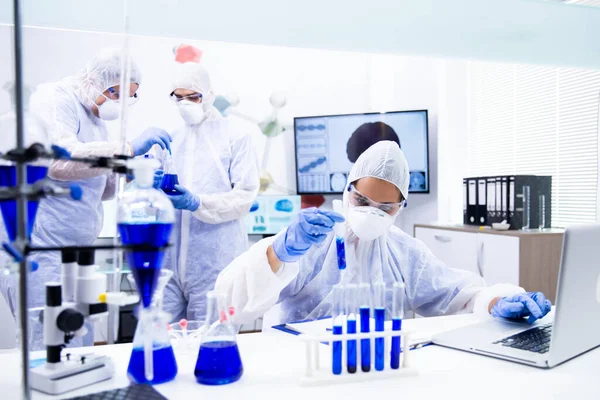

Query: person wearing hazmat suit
left=155, top=50, right=260, bottom=323
left=0, top=48, right=172, bottom=350
left=215, top=141, right=552, bottom=329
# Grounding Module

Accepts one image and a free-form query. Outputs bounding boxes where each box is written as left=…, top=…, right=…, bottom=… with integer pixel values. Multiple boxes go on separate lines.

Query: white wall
left=1, top=25, right=443, bottom=236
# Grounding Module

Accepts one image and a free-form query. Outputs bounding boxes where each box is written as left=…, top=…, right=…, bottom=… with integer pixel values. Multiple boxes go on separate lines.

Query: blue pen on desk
left=331, top=284, right=344, bottom=375
left=345, top=284, right=358, bottom=373
left=373, top=282, right=386, bottom=371
left=358, top=283, right=371, bottom=372
left=391, top=281, right=405, bottom=369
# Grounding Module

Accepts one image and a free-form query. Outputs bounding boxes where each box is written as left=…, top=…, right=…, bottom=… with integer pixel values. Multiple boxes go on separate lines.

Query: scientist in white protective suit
left=215, top=141, right=552, bottom=329
left=0, top=49, right=173, bottom=350
left=154, top=57, right=260, bottom=323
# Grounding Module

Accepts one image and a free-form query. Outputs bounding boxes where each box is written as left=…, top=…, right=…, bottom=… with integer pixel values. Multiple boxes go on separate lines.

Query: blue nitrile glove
left=491, top=292, right=552, bottom=324
left=272, top=208, right=345, bottom=263
left=131, top=128, right=172, bottom=156
left=153, top=169, right=164, bottom=189
left=169, top=185, right=200, bottom=211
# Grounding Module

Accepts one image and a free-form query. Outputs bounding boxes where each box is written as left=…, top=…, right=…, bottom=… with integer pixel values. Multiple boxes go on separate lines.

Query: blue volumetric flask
left=195, top=291, right=243, bottom=385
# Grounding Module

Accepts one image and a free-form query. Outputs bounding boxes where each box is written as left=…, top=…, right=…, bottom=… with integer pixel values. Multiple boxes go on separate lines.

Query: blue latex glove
left=131, top=128, right=172, bottom=156
left=272, top=208, right=345, bottom=263
left=168, top=184, right=200, bottom=211
left=153, top=169, right=164, bottom=189
left=491, top=292, right=552, bottom=324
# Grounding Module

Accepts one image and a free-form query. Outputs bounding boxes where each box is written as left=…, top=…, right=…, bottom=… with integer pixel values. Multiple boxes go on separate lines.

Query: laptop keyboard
left=493, top=323, right=553, bottom=354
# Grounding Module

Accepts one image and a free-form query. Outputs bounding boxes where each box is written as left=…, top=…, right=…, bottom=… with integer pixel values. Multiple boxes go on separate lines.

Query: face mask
left=96, top=99, right=120, bottom=120
left=178, top=100, right=206, bottom=125
left=347, top=205, right=397, bottom=241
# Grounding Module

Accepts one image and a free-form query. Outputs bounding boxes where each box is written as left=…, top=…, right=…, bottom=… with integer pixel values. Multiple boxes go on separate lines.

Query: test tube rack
left=298, top=328, right=418, bottom=386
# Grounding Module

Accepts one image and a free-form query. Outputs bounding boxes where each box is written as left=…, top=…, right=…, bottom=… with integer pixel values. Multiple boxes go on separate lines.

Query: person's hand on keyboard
left=491, top=292, right=552, bottom=324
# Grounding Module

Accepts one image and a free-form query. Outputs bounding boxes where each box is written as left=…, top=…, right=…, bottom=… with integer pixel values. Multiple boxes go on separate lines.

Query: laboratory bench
left=1, top=313, right=598, bottom=399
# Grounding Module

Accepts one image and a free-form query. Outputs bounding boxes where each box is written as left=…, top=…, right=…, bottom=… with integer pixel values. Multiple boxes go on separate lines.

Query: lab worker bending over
left=155, top=60, right=260, bottom=323
left=215, top=141, right=552, bottom=329
left=0, top=49, right=172, bottom=349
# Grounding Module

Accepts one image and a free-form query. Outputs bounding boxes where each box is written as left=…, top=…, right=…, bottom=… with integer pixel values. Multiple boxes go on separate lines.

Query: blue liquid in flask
left=332, top=325, right=342, bottom=375
left=195, top=341, right=243, bottom=385
left=0, top=165, right=48, bottom=242
left=346, top=316, right=357, bottom=373
left=127, top=345, right=178, bottom=384
left=335, top=236, right=346, bottom=270
left=118, top=223, right=172, bottom=308
left=374, top=307, right=385, bottom=371
left=390, top=318, right=402, bottom=369
left=161, top=174, right=180, bottom=195
left=360, top=306, right=371, bottom=372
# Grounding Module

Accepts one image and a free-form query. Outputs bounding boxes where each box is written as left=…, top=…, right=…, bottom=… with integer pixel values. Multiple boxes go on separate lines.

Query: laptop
left=433, top=224, right=600, bottom=368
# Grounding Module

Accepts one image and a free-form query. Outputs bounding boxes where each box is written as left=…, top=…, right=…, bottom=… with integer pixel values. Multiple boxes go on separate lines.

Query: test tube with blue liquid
left=331, top=284, right=344, bottom=375
left=373, top=282, right=386, bottom=371
left=345, top=284, right=358, bottom=373
left=358, top=283, right=371, bottom=372
left=391, top=282, right=405, bottom=369
left=332, top=200, right=346, bottom=271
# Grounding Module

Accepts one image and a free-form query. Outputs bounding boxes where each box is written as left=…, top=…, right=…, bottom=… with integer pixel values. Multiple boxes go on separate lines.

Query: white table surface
left=1, top=313, right=599, bottom=400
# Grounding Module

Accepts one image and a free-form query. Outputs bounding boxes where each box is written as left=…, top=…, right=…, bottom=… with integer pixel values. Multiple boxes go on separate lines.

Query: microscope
left=30, top=249, right=136, bottom=395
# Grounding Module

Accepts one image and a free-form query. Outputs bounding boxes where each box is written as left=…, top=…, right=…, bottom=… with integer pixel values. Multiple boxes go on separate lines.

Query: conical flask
left=194, top=291, right=243, bottom=385
left=117, top=158, right=175, bottom=308
left=160, top=154, right=180, bottom=195
left=127, top=308, right=178, bottom=384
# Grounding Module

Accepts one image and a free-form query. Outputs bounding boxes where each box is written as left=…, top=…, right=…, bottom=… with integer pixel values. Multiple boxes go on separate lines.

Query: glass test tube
left=522, top=185, right=531, bottom=230
left=391, top=282, right=405, bottom=369
left=373, top=282, right=385, bottom=371
left=331, top=284, right=344, bottom=375
left=358, top=283, right=371, bottom=372
left=345, top=284, right=358, bottom=373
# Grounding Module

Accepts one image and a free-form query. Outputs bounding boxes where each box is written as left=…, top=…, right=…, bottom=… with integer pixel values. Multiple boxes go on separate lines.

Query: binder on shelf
left=463, top=179, right=468, bottom=225
left=477, top=178, right=487, bottom=225
left=501, top=177, right=508, bottom=222
left=495, top=177, right=502, bottom=223
left=487, top=177, right=496, bottom=224
left=467, top=178, right=477, bottom=225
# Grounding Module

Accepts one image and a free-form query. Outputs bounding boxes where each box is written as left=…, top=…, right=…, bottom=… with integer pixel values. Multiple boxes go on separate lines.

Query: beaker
left=160, top=155, right=181, bottom=195
left=194, top=291, right=243, bottom=385
left=127, top=308, right=178, bottom=384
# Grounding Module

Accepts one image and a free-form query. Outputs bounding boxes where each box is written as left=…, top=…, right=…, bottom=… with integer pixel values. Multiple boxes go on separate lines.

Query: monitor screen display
left=294, top=110, right=429, bottom=194
left=245, top=195, right=302, bottom=235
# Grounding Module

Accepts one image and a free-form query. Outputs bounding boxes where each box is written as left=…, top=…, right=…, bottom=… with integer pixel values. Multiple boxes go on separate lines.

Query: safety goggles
left=347, top=183, right=406, bottom=215
left=105, top=86, right=139, bottom=101
left=170, top=92, right=203, bottom=103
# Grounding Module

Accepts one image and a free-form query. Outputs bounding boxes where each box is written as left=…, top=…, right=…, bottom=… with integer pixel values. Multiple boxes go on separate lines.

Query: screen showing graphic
left=294, top=110, right=429, bottom=194
left=245, top=195, right=302, bottom=235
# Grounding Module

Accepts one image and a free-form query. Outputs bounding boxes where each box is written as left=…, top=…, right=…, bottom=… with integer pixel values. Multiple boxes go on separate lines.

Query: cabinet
left=414, top=224, right=563, bottom=302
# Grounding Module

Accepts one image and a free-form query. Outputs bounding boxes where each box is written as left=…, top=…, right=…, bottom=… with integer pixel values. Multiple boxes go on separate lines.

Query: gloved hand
left=491, top=292, right=552, bottom=324
left=272, top=208, right=345, bottom=263
left=131, top=128, right=172, bottom=156
left=169, top=184, right=200, bottom=211
left=153, top=169, right=164, bottom=189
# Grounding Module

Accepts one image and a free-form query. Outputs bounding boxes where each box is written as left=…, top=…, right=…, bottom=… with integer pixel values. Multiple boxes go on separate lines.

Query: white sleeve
left=192, top=134, right=259, bottom=224
left=214, top=234, right=300, bottom=325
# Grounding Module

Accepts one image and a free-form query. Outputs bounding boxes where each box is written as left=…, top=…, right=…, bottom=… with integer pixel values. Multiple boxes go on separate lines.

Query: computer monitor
left=294, top=110, right=429, bottom=194
left=245, top=195, right=302, bottom=235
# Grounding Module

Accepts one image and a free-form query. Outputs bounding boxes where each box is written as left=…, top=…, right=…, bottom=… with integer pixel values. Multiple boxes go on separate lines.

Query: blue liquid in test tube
left=335, top=236, right=346, bottom=270
left=373, top=282, right=386, bottom=371
left=345, top=284, right=358, bottom=373
left=331, top=284, right=344, bottom=375
left=359, top=283, right=371, bottom=372
left=391, top=282, right=406, bottom=369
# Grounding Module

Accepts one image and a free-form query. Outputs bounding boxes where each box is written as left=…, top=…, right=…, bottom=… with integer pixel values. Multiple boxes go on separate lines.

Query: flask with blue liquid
left=195, top=291, right=243, bottom=385
left=160, top=154, right=181, bottom=195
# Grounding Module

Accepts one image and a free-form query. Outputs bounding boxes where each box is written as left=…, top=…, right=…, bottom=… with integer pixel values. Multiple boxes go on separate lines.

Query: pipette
left=358, top=283, right=371, bottom=372
left=332, top=200, right=346, bottom=272
left=391, top=282, right=405, bottom=369
left=345, top=284, right=358, bottom=374
left=373, top=282, right=385, bottom=371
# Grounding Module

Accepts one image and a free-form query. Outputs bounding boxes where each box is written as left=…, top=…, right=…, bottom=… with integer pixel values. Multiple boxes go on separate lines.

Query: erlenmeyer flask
left=161, top=155, right=180, bottom=195
left=194, top=291, right=243, bottom=385
left=118, top=158, right=175, bottom=308
left=127, top=309, right=178, bottom=384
